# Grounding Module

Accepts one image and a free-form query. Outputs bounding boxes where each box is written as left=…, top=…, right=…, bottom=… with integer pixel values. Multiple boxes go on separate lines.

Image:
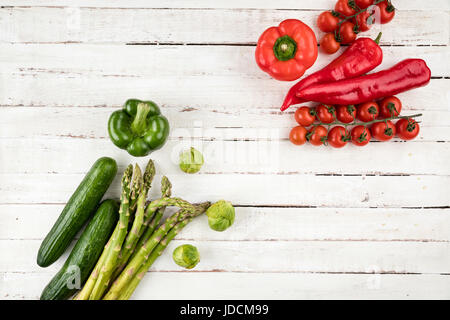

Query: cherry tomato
left=377, top=1, right=395, bottom=24
left=336, top=105, right=356, bottom=123
left=307, top=125, right=328, bottom=146
left=295, top=106, right=316, bottom=127
left=289, top=125, right=308, bottom=145
left=379, top=96, right=402, bottom=118
left=338, top=21, right=357, bottom=44
left=357, top=101, right=379, bottom=122
left=320, top=33, right=340, bottom=54
left=355, top=9, right=375, bottom=32
left=317, top=11, right=340, bottom=32
left=371, top=121, right=396, bottom=141
left=316, top=104, right=336, bottom=124
left=351, top=125, right=371, bottom=146
left=355, top=0, right=374, bottom=9
left=335, top=0, right=356, bottom=17
left=396, top=118, right=420, bottom=140
left=328, top=126, right=350, bottom=148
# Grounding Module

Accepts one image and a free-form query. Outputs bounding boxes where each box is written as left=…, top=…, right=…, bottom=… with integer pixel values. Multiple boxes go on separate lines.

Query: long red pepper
left=296, top=59, right=431, bottom=105
left=280, top=34, right=383, bottom=111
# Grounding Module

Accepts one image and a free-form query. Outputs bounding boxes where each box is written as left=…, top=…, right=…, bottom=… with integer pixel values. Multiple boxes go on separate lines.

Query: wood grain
left=1, top=173, right=449, bottom=207
left=2, top=272, right=449, bottom=300
left=0, top=7, right=448, bottom=45
left=2, top=205, right=449, bottom=241
left=2, top=239, right=449, bottom=273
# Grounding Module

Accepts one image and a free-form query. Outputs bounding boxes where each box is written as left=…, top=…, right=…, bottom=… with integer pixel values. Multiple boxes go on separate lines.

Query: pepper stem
left=131, top=103, right=151, bottom=136
left=273, top=35, right=297, bottom=61
left=374, top=32, right=382, bottom=44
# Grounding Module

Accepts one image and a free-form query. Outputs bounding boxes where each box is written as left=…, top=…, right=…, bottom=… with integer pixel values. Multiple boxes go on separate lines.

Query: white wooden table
left=1, top=0, right=449, bottom=300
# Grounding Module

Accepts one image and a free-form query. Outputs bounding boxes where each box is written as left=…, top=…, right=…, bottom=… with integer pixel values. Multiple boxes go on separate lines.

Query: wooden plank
left=2, top=239, right=449, bottom=273
left=2, top=205, right=449, bottom=241
left=2, top=44, right=449, bottom=77
left=0, top=107, right=448, bottom=141
left=0, top=7, right=447, bottom=45
left=1, top=0, right=449, bottom=10
left=0, top=173, right=448, bottom=207
left=0, top=73, right=447, bottom=110
left=1, top=138, right=450, bottom=175
left=1, top=272, right=449, bottom=300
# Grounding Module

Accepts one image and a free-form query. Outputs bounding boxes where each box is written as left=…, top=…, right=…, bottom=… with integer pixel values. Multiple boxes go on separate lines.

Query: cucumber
left=37, top=157, right=117, bottom=267
left=40, top=199, right=119, bottom=300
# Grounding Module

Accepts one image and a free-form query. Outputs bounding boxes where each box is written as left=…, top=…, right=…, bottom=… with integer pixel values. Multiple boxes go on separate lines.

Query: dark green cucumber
left=37, top=157, right=117, bottom=267
left=40, top=199, right=119, bottom=300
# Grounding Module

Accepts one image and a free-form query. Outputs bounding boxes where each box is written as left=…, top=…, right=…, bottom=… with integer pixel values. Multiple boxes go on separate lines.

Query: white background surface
left=0, top=0, right=449, bottom=299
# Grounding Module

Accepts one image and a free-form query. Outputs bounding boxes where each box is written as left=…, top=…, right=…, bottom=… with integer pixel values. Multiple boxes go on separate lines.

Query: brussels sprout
left=179, top=147, right=204, bottom=174
left=172, top=244, right=200, bottom=269
left=206, top=200, right=235, bottom=232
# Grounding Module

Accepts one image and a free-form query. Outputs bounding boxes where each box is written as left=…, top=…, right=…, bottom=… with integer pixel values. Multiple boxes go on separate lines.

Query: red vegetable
left=335, top=0, right=356, bottom=17
left=255, top=19, right=318, bottom=81
left=295, top=106, right=316, bottom=127
left=339, top=21, right=357, bottom=44
left=289, top=126, right=308, bottom=145
left=296, top=59, right=431, bottom=105
left=371, top=121, right=396, bottom=141
left=355, top=0, right=374, bottom=9
left=316, top=104, right=336, bottom=124
left=351, top=126, right=371, bottom=146
left=280, top=34, right=383, bottom=111
left=308, top=125, right=328, bottom=146
left=396, top=118, right=420, bottom=140
left=317, top=11, right=340, bottom=32
left=379, top=96, right=402, bottom=118
left=320, top=33, right=341, bottom=54
left=357, top=101, right=379, bottom=122
left=355, top=9, right=375, bottom=32
left=377, top=1, right=395, bottom=24
left=336, top=105, right=356, bottom=123
left=328, top=126, right=350, bottom=148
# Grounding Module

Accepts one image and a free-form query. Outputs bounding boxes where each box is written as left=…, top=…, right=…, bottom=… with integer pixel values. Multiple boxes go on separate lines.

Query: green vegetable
left=40, top=200, right=119, bottom=300
left=108, top=99, right=170, bottom=157
left=179, top=147, right=204, bottom=174
left=89, top=164, right=134, bottom=300
left=173, top=244, right=200, bottom=269
left=37, top=157, right=118, bottom=268
left=105, top=202, right=211, bottom=300
left=206, top=200, right=235, bottom=232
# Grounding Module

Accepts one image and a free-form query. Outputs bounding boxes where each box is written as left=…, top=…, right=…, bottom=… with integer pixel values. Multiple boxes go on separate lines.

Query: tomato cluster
left=289, top=96, right=420, bottom=148
left=317, top=0, right=395, bottom=54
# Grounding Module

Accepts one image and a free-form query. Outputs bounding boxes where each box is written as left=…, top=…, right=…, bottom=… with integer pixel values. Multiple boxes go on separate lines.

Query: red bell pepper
left=296, top=59, right=431, bottom=105
left=255, top=19, right=318, bottom=81
left=280, top=33, right=383, bottom=111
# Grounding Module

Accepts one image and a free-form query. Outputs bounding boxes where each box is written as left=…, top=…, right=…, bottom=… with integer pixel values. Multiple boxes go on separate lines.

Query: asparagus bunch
left=75, top=159, right=210, bottom=300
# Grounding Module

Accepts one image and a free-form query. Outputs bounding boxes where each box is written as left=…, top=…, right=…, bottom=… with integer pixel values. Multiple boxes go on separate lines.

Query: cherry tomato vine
left=317, top=0, right=395, bottom=54
left=290, top=96, right=422, bottom=148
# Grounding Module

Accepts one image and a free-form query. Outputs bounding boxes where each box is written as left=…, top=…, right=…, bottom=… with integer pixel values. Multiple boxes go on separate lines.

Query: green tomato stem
left=316, top=113, right=422, bottom=128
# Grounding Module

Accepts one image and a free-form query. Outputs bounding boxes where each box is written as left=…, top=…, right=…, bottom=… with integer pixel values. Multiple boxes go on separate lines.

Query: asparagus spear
left=115, top=161, right=155, bottom=276
left=89, top=164, right=134, bottom=300
left=140, top=176, right=172, bottom=234
left=133, top=176, right=172, bottom=257
left=104, top=202, right=210, bottom=300
left=118, top=219, right=192, bottom=300
left=74, top=224, right=119, bottom=300
left=102, top=199, right=198, bottom=299
left=129, top=164, right=144, bottom=212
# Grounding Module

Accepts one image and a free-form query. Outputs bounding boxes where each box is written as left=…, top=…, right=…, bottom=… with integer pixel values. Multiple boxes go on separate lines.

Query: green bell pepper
left=108, top=99, right=170, bottom=157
